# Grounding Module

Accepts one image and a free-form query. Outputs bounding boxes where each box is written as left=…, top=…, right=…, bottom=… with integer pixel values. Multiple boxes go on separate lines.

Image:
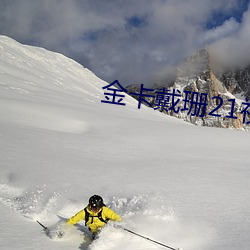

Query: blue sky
left=0, top=0, right=249, bottom=86
left=206, top=0, right=249, bottom=29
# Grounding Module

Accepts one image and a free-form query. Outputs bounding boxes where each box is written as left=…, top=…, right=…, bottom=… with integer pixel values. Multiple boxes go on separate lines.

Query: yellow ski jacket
left=67, top=206, right=121, bottom=233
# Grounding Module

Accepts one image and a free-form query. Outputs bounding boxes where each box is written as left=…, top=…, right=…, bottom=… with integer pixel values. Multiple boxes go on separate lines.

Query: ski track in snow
left=0, top=179, right=211, bottom=250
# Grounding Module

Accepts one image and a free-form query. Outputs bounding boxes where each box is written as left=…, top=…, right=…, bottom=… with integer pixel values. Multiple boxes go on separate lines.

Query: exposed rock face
left=127, top=49, right=250, bottom=130
left=172, top=49, right=250, bottom=129
left=216, top=66, right=250, bottom=99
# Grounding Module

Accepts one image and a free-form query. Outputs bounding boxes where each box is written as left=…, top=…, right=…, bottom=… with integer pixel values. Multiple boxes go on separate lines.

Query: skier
left=66, top=194, right=121, bottom=239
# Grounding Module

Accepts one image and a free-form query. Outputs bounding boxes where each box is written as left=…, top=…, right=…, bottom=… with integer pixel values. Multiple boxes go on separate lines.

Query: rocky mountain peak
left=175, top=48, right=226, bottom=98
left=177, top=48, right=210, bottom=78
left=127, top=48, right=250, bottom=130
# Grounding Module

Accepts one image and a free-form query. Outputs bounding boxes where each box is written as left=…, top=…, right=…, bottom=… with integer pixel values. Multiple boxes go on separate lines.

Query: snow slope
left=0, top=36, right=250, bottom=250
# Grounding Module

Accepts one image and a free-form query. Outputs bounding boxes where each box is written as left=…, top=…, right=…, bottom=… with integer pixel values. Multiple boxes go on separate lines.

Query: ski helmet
left=89, top=195, right=104, bottom=210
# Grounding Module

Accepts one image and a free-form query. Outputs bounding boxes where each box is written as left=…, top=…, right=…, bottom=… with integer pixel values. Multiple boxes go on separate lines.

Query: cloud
left=0, top=0, right=249, bottom=86
left=200, top=18, right=240, bottom=45
left=209, top=4, right=250, bottom=69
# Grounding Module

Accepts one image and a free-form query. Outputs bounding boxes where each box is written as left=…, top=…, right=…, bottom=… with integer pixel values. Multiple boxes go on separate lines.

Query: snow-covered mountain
left=173, top=49, right=248, bottom=129
left=0, top=36, right=250, bottom=250
left=127, top=49, right=250, bottom=130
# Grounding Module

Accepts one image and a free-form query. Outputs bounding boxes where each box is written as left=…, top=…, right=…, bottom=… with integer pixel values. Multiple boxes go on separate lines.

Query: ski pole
left=122, top=227, right=180, bottom=250
left=37, top=220, right=48, bottom=231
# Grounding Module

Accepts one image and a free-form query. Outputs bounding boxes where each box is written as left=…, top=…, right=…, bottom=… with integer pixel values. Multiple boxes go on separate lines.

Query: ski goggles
left=89, top=205, right=101, bottom=212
